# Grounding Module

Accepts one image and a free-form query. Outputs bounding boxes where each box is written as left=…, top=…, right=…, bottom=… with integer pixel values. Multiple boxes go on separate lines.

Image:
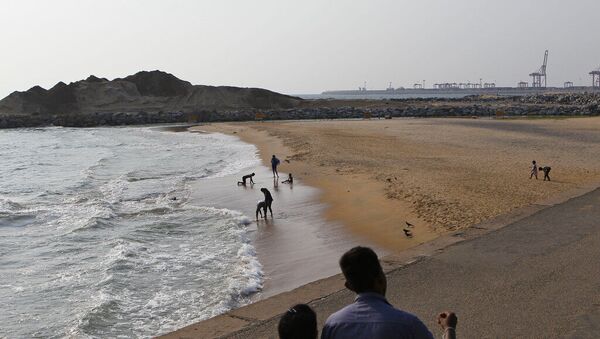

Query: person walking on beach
left=260, top=187, right=274, bottom=218
left=530, top=160, right=538, bottom=180
left=540, top=165, right=551, bottom=181
left=238, top=173, right=255, bottom=186
left=271, top=155, right=281, bottom=178
left=321, top=246, right=457, bottom=339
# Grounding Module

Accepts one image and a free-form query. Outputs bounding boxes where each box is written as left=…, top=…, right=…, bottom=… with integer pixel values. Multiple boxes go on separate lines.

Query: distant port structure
left=323, top=50, right=600, bottom=96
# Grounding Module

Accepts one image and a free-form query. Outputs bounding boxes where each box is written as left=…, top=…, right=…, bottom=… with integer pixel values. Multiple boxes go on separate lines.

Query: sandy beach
left=184, top=130, right=384, bottom=299
left=197, top=117, right=600, bottom=250
left=161, top=116, right=600, bottom=338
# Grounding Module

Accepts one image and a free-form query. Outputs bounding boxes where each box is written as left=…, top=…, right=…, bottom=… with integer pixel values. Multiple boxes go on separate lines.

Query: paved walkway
left=163, top=188, right=600, bottom=338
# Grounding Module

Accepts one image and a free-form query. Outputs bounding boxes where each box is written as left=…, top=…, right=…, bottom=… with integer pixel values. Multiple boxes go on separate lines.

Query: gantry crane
left=529, top=50, right=548, bottom=88
left=590, top=67, right=600, bottom=88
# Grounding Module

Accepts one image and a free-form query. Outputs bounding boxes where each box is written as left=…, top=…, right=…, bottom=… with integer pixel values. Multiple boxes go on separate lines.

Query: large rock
left=0, top=70, right=302, bottom=118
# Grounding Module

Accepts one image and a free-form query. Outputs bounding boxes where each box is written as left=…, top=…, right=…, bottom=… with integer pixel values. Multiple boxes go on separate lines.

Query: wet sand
left=199, top=117, right=600, bottom=241
left=187, top=140, right=383, bottom=298
left=196, top=123, right=438, bottom=252
left=162, top=116, right=600, bottom=338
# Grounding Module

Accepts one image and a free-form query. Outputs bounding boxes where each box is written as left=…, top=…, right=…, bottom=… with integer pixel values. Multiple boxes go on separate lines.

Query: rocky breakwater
left=182, top=93, right=600, bottom=122
left=0, top=71, right=301, bottom=128
left=3, top=76, right=600, bottom=128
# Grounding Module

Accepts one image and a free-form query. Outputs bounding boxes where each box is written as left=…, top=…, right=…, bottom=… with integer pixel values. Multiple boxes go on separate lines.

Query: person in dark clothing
left=278, top=304, right=318, bottom=339
left=282, top=173, right=293, bottom=184
left=260, top=187, right=274, bottom=218
left=540, top=166, right=551, bottom=181
left=271, top=155, right=281, bottom=178
left=256, top=200, right=266, bottom=220
left=238, top=173, right=255, bottom=186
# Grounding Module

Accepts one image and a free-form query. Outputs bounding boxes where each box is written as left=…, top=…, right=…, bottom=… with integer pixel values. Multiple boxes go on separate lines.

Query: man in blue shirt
left=321, top=246, right=442, bottom=339
left=271, top=154, right=280, bottom=178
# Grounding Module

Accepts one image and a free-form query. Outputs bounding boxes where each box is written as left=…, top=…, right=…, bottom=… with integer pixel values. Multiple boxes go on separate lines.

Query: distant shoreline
left=2, top=92, right=600, bottom=129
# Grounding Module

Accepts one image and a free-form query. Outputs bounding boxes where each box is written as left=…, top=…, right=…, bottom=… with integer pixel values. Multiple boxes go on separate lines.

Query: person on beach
left=272, top=155, right=281, bottom=178
left=256, top=200, right=266, bottom=220
left=321, top=246, right=455, bottom=339
left=260, top=188, right=274, bottom=218
left=278, top=304, right=318, bottom=339
left=282, top=173, right=293, bottom=184
left=238, top=173, right=255, bottom=186
left=530, top=160, right=538, bottom=180
left=540, top=166, right=551, bottom=181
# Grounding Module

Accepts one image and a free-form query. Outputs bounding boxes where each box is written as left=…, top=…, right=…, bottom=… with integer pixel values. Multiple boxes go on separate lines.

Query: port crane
left=529, top=50, right=548, bottom=88
left=590, top=67, right=600, bottom=88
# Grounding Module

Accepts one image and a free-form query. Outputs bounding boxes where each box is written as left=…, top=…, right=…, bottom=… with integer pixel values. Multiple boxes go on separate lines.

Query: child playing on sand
left=530, top=160, right=538, bottom=179
left=282, top=173, right=293, bottom=184
left=540, top=165, right=551, bottom=181
left=237, top=173, right=255, bottom=186
left=256, top=200, right=266, bottom=220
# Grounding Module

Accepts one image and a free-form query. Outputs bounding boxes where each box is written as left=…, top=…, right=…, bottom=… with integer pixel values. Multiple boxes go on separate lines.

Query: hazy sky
left=2, top=0, right=600, bottom=98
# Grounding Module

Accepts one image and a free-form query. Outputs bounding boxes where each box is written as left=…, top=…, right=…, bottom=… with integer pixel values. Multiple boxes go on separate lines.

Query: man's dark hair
left=339, top=246, right=383, bottom=293
left=278, top=304, right=317, bottom=339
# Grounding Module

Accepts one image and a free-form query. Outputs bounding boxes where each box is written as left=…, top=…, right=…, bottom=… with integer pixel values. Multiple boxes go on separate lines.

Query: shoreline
left=195, top=123, right=438, bottom=251
left=160, top=179, right=600, bottom=338
left=181, top=126, right=388, bottom=301
left=161, top=117, right=600, bottom=337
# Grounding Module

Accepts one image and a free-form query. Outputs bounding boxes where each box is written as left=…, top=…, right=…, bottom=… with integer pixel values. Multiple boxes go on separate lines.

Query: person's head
left=261, top=188, right=266, bottom=193
left=251, top=173, right=255, bottom=176
left=532, top=160, right=536, bottom=164
left=272, top=155, right=276, bottom=158
left=289, top=173, right=293, bottom=178
left=339, top=246, right=386, bottom=295
left=278, top=304, right=317, bottom=339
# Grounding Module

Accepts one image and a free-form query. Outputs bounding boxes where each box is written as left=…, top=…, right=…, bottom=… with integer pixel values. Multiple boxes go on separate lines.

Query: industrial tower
left=529, top=50, right=548, bottom=88
left=590, top=67, right=600, bottom=88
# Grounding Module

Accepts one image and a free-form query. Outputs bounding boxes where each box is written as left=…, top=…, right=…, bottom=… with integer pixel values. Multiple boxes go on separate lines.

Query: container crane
left=529, top=50, right=548, bottom=88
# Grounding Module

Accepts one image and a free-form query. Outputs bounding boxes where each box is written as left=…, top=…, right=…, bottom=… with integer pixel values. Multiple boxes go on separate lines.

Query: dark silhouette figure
left=282, top=173, right=293, bottom=184
left=540, top=166, right=551, bottom=181
left=403, top=229, right=413, bottom=237
left=256, top=201, right=266, bottom=220
left=238, top=172, right=255, bottom=186
left=278, top=304, right=318, bottom=339
left=260, top=188, right=274, bottom=218
left=272, top=155, right=280, bottom=178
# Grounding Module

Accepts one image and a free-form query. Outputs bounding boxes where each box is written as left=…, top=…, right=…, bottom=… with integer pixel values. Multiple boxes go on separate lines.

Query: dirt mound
left=0, top=70, right=302, bottom=116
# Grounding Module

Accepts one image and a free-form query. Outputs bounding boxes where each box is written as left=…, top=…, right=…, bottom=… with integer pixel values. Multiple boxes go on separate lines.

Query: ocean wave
left=0, top=197, right=25, bottom=213
left=1, top=126, right=266, bottom=338
left=0, top=214, right=37, bottom=228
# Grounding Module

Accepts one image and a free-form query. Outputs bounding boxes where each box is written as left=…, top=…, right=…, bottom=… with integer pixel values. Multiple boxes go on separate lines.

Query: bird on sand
left=403, top=229, right=412, bottom=237
left=405, top=221, right=414, bottom=228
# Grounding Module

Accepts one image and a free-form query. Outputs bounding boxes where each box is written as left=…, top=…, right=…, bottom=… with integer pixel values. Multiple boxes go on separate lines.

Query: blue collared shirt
left=321, top=292, right=434, bottom=339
